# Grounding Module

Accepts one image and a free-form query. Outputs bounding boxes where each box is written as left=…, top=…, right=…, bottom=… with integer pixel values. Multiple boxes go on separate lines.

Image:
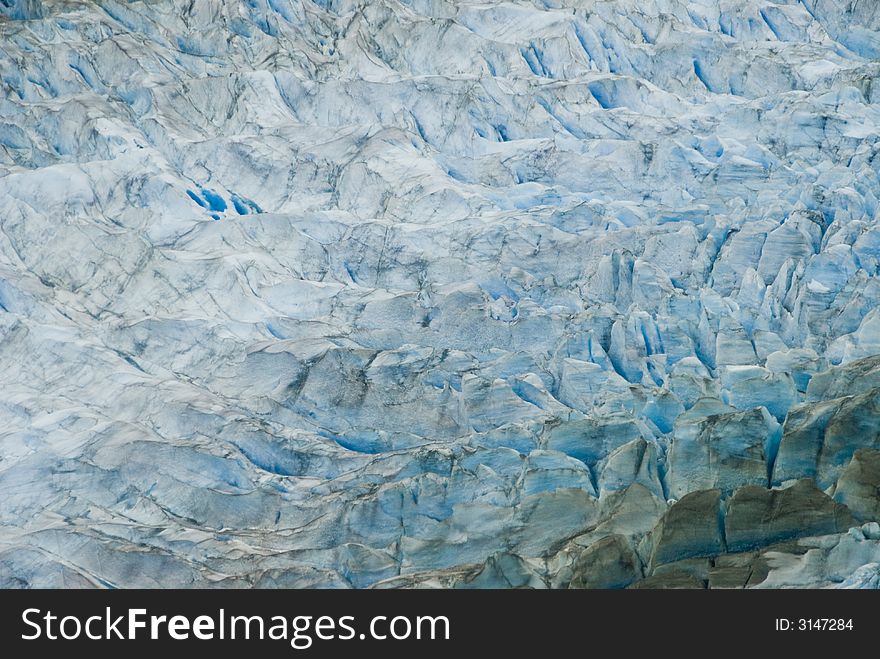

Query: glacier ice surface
left=1, top=0, right=880, bottom=588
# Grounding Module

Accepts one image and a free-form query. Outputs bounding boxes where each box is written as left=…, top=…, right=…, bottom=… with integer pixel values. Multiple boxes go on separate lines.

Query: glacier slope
left=1, top=0, right=880, bottom=588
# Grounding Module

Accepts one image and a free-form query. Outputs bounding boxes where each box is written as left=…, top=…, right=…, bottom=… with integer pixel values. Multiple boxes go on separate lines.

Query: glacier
left=1, top=0, right=880, bottom=589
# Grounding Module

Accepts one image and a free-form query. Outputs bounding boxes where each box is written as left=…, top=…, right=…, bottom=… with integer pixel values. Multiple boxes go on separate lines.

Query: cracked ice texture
left=1, top=0, right=880, bottom=588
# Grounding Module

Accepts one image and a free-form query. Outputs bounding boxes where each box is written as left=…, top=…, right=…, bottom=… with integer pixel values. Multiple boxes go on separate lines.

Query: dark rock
left=629, top=572, right=706, bottom=589
left=708, top=552, right=760, bottom=589
left=591, top=483, right=667, bottom=538
left=834, top=448, right=880, bottom=523
left=651, top=557, right=710, bottom=582
left=725, top=479, right=855, bottom=552
left=817, top=389, right=880, bottom=488
left=568, top=534, right=642, bottom=589
left=708, top=541, right=811, bottom=588
left=460, top=552, right=546, bottom=589
left=708, top=564, right=752, bottom=589
left=647, top=489, right=724, bottom=569
left=772, top=398, right=843, bottom=485
left=774, top=388, right=880, bottom=489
